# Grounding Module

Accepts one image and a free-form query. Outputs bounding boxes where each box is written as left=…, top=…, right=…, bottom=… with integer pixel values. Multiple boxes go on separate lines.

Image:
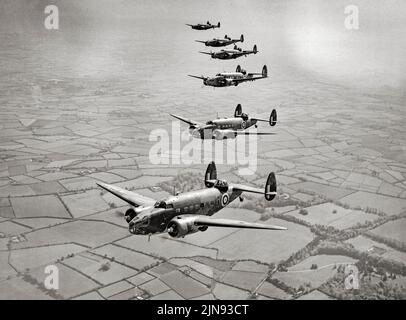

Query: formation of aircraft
left=97, top=162, right=286, bottom=238
left=186, top=21, right=220, bottom=30
left=200, top=44, right=258, bottom=60
left=188, top=65, right=268, bottom=87
left=170, top=103, right=277, bottom=139
left=196, top=34, right=244, bottom=47
left=95, top=22, right=283, bottom=241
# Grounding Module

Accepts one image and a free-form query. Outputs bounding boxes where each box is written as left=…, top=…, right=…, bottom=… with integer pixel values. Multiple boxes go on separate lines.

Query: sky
left=0, top=0, right=405, bottom=90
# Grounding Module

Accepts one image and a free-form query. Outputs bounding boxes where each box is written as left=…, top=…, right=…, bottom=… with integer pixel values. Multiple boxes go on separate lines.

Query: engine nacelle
left=125, top=208, right=137, bottom=223
left=167, top=216, right=203, bottom=238
left=212, top=129, right=237, bottom=140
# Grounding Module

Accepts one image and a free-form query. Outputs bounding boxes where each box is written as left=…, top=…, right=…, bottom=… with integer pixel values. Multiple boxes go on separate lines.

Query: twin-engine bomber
left=170, top=103, right=277, bottom=140
left=188, top=65, right=268, bottom=87
left=186, top=21, right=220, bottom=30
left=196, top=34, right=244, bottom=47
left=200, top=44, right=258, bottom=60
left=97, top=162, right=286, bottom=238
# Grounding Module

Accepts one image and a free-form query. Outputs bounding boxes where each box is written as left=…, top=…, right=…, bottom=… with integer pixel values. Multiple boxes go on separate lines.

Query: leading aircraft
left=186, top=21, right=220, bottom=30
left=97, top=162, right=286, bottom=238
left=196, top=34, right=244, bottom=47
left=188, top=65, right=268, bottom=87
left=200, top=44, right=258, bottom=60
left=170, top=103, right=277, bottom=139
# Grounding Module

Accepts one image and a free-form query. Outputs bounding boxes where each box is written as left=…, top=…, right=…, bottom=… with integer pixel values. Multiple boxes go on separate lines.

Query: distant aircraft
left=200, top=44, right=258, bottom=60
left=97, top=162, right=286, bottom=238
left=196, top=34, right=244, bottom=47
left=186, top=21, right=220, bottom=30
left=170, top=103, right=277, bottom=139
left=188, top=65, right=268, bottom=87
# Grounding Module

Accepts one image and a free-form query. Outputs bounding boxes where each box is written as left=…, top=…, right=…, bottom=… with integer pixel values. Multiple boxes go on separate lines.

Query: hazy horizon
left=0, top=0, right=405, bottom=94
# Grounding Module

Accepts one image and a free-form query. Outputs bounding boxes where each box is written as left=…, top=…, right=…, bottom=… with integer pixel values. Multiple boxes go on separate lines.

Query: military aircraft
left=196, top=34, right=244, bottom=47
left=188, top=65, right=268, bottom=87
left=200, top=44, right=258, bottom=60
left=97, top=162, right=286, bottom=238
left=186, top=21, right=220, bottom=30
left=170, top=103, right=277, bottom=139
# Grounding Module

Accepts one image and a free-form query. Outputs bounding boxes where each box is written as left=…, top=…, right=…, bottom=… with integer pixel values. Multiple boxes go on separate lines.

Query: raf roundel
left=241, top=120, right=246, bottom=129
left=221, top=193, right=229, bottom=207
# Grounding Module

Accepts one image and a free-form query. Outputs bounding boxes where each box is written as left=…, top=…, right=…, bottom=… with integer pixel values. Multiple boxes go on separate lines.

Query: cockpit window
left=154, top=201, right=166, bottom=208
left=215, top=180, right=228, bottom=187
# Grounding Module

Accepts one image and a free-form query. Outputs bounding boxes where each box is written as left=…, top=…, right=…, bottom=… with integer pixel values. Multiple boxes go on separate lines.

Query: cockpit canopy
left=214, top=179, right=229, bottom=192
left=154, top=201, right=167, bottom=209
left=241, top=112, right=249, bottom=120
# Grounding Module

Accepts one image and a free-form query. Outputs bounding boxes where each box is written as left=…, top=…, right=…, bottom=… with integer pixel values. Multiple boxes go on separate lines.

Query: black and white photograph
left=0, top=0, right=405, bottom=305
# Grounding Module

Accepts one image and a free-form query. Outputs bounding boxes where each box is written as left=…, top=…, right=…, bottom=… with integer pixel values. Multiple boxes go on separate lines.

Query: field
left=286, top=203, right=379, bottom=229
left=272, top=255, right=357, bottom=289
left=10, top=195, right=70, bottom=218
left=28, top=263, right=100, bottom=299
left=209, top=218, right=314, bottom=262
left=345, top=235, right=406, bottom=265
left=11, top=220, right=126, bottom=249
left=257, top=281, right=292, bottom=300
left=61, top=190, right=110, bottom=218
left=160, top=270, right=210, bottom=299
left=10, top=243, right=87, bottom=271
left=369, top=219, right=406, bottom=243
left=297, top=290, right=334, bottom=300
left=62, top=253, right=137, bottom=286
left=91, top=244, right=158, bottom=270
left=339, top=191, right=406, bottom=215
left=221, top=270, right=265, bottom=292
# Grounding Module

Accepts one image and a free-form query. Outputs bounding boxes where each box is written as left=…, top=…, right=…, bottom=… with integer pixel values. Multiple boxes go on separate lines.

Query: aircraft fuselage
left=212, top=50, right=253, bottom=60
left=210, top=117, right=257, bottom=130
left=129, top=186, right=242, bottom=235
left=192, top=25, right=214, bottom=30
left=204, top=39, right=239, bottom=47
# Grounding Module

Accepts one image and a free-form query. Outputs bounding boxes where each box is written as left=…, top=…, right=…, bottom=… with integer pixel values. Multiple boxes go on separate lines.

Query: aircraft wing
left=194, top=216, right=286, bottom=230
left=233, top=131, right=276, bottom=135
left=251, top=117, right=268, bottom=122
left=97, top=182, right=156, bottom=208
left=170, top=114, right=203, bottom=127
left=188, top=74, right=207, bottom=80
left=232, top=183, right=277, bottom=197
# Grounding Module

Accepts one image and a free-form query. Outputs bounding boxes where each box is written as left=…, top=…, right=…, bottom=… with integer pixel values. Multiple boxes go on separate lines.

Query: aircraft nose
left=192, top=129, right=201, bottom=138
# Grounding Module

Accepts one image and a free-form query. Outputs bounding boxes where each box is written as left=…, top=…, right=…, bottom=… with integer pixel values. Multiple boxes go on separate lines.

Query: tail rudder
left=234, top=103, right=243, bottom=117
left=262, top=65, right=268, bottom=78
left=265, top=172, right=277, bottom=201
left=270, top=109, right=277, bottom=126
left=205, top=161, right=217, bottom=187
left=253, top=44, right=258, bottom=53
left=240, top=34, right=244, bottom=43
